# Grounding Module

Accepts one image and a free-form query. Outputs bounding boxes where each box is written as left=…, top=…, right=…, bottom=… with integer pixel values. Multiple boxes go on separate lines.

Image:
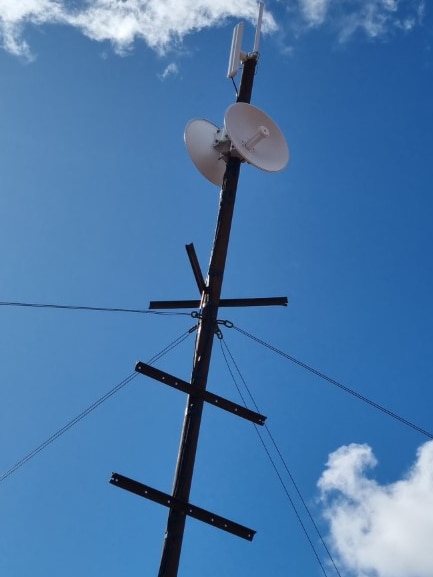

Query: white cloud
left=0, top=0, right=426, bottom=59
left=299, top=0, right=425, bottom=40
left=0, top=0, right=277, bottom=58
left=0, top=0, right=64, bottom=58
left=158, top=61, right=179, bottom=80
left=299, top=0, right=332, bottom=26
left=318, top=441, right=433, bottom=577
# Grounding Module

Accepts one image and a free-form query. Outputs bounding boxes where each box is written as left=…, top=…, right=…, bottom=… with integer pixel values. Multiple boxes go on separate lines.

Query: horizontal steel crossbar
left=110, top=473, right=256, bottom=541
left=148, top=296, right=288, bottom=309
left=135, top=361, right=266, bottom=425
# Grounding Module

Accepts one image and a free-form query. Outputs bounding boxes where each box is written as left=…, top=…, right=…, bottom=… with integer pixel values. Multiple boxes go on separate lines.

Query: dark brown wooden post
left=157, top=55, right=258, bottom=577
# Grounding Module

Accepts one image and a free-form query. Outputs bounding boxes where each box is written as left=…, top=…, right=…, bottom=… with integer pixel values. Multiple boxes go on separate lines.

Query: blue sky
left=1, top=1, right=433, bottom=576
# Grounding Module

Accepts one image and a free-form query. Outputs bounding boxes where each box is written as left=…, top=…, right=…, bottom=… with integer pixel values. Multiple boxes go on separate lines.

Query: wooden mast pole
left=157, top=54, right=258, bottom=577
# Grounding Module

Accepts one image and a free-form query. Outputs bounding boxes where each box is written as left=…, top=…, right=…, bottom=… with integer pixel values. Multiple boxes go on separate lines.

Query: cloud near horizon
left=0, top=0, right=426, bottom=59
left=318, top=441, right=433, bottom=577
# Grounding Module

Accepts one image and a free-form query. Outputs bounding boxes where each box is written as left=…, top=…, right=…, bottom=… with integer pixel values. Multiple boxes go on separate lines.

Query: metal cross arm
left=135, top=361, right=266, bottom=426
left=148, top=243, right=288, bottom=310
left=110, top=473, right=256, bottom=541
left=148, top=296, right=288, bottom=309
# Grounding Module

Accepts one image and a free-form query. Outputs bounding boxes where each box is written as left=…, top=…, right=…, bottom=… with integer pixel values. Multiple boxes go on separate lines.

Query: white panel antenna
left=227, top=22, right=245, bottom=79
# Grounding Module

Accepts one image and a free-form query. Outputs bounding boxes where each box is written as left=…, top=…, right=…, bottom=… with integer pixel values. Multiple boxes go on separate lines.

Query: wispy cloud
left=0, top=0, right=426, bottom=59
left=0, top=0, right=64, bottom=59
left=0, top=0, right=276, bottom=59
left=299, top=0, right=425, bottom=41
left=318, top=441, right=433, bottom=577
left=158, top=61, right=179, bottom=80
left=299, top=0, right=332, bottom=26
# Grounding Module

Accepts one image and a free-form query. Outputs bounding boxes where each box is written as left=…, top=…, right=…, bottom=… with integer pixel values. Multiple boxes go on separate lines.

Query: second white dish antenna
left=184, top=119, right=227, bottom=186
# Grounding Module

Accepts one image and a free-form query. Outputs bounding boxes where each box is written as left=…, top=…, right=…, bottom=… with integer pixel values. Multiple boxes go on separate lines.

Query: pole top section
left=227, top=2, right=265, bottom=80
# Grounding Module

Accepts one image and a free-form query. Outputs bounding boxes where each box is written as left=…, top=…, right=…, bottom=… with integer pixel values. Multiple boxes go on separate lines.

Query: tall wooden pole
left=157, top=55, right=258, bottom=577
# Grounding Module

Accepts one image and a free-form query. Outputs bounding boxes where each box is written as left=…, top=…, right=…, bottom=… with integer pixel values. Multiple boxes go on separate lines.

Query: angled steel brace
left=135, top=361, right=266, bottom=425
left=110, top=473, right=256, bottom=541
left=185, top=243, right=206, bottom=294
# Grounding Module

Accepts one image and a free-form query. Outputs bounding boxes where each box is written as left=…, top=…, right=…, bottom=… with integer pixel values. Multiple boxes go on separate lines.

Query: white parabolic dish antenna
left=224, top=102, right=289, bottom=172
left=184, top=119, right=227, bottom=186
left=184, top=103, right=289, bottom=186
